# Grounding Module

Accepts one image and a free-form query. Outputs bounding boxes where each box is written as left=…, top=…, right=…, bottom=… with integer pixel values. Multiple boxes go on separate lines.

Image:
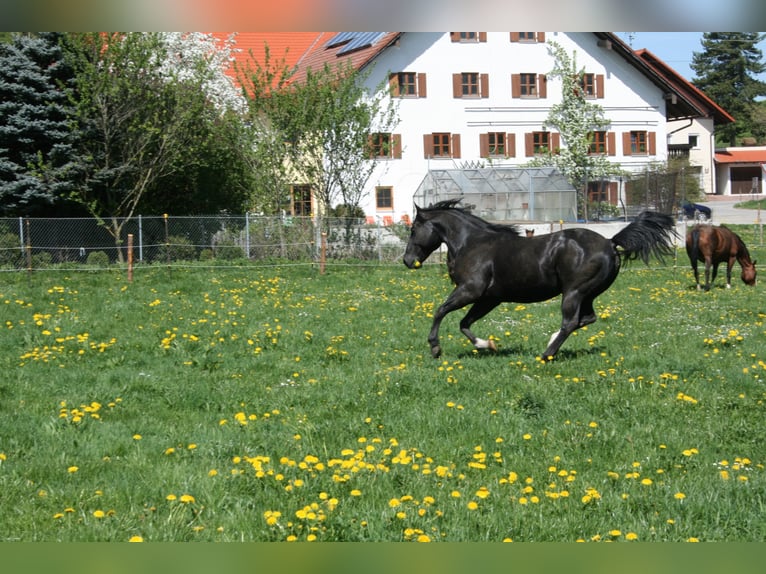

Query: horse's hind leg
left=459, top=298, right=501, bottom=352
left=541, top=291, right=582, bottom=360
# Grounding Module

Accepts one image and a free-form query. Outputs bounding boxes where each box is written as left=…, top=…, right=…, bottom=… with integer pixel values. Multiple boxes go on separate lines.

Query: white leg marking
left=474, top=338, right=497, bottom=351
left=547, top=330, right=561, bottom=348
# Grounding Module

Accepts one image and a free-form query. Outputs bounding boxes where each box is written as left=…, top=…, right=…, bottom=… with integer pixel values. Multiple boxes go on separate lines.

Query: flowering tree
left=528, top=41, right=623, bottom=218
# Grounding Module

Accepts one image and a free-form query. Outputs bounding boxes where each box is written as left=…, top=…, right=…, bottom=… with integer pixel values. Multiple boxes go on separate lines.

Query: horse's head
left=403, top=204, right=443, bottom=269
left=741, top=259, right=757, bottom=286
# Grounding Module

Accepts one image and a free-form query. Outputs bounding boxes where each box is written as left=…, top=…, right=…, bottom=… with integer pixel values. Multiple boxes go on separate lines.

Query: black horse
left=403, top=200, right=677, bottom=359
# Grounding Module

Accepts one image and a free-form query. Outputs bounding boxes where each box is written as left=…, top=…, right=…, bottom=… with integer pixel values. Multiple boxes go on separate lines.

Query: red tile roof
left=289, top=32, right=401, bottom=83
left=634, top=48, right=734, bottom=125
left=211, top=32, right=333, bottom=79
left=714, top=149, right=766, bottom=164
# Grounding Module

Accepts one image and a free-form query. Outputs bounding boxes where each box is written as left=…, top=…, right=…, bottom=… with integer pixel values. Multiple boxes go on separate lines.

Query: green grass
left=1, top=239, right=765, bottom=542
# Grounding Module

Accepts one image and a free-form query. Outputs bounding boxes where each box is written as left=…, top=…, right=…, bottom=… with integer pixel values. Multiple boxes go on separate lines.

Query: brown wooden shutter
left=479, top=133, right=489, bottom=157
left=506, top=133, right=516, bottom=157
left=536, top=32, right=546, bottom=42
left=388, top=73, right=400, bottom=97
left=452, top=73, right=462, bottom=98
left=608, top=182, right=618, bottom=204
left=551, top=133, right=561, bottom=153
left=392, top=134, right=402, bottom=159
left=510, top=32, right=519, bottom=42
left=480, top=74, right=489, bottom=98
left=525, top=133, right=534, bottom=156
left=607, top=132, right=616, bottom=156
left=622, top=132, right=632, bottom=156
left=596, top=74, right=605, bottom=98
left=423, top=134, right=433, bottom=158
left=417, top=73, right=427, bottom=97
left=648, top=132, right=656, bottom=155
left=451, top=134, right=461, bottom=158
left=538, top=74, right=547, bottom=98
left=479, top=32, right=487, bottom=42
left=511, top=74, right=521, bottom=98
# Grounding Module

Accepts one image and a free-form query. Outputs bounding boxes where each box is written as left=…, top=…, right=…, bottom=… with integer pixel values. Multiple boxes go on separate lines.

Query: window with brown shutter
left=525, top=132, right=559, bottom=156
left=369, top=133, right=402, bottom=159
left=424, top=133, right=461, bottom=158
left=389, top=72, right=427, bottom=98
left=512, top=73, right=545, bottom=98
left=453, top=73, right=489, bottom=98
left=510, top=32, right=545, bottom=43
left=480, top=132, right=515, bottom=158
left=451, top=32, right=487, bottom=42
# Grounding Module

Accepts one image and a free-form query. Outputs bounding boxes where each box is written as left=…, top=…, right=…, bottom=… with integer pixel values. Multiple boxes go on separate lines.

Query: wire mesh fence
left=0, top=214, right=412, bottom=272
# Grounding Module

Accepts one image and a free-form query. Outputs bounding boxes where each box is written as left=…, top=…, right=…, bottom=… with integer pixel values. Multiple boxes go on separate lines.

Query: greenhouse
left=413, top=166, right=578, bottom=223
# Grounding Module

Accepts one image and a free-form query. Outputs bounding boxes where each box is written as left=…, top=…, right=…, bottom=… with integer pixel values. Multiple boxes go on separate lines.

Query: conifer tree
left=691, top=32, right=766, bottom=146
left=0, top=33, right=77, bottom=215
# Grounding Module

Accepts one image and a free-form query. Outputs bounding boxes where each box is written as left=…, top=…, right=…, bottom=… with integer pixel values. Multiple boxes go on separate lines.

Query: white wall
left=357, top=32, right=670, bottom=221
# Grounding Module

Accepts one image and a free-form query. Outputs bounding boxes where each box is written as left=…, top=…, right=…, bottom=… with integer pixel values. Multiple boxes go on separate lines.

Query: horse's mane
left=421, top=199, right=521, bottom=236
left=721, top=225, right=753, bottom=261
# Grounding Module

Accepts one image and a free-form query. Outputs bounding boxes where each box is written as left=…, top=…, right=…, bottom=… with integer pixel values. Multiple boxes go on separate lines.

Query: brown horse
left=685, top=224, right=757, bottom=290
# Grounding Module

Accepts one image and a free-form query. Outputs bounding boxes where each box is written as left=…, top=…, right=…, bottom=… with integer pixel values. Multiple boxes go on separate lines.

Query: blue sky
left=617, top=32, right=766, bottom=82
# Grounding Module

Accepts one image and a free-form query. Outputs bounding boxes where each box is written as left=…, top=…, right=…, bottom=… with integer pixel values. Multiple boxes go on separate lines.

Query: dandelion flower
left=626, top=532, right=638, bottom=541
left=179, top=494, right=195, bottom=504
left=350, top=489, right=362, bottom=497
left=67, top=466, right=78, bottom=473
left=674, top=492, right=686, bottom=500
left=129, top=536, right=144, bottom=542
left=93, top=510, right=105, bottom=518
left=467, top=501, right=479, bottom=510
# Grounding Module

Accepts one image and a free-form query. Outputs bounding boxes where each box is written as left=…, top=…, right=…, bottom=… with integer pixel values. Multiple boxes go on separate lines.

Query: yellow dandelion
left=674, top=492, right=686, bottom=500
left=467, top=501, right=479, bottom=510
left=350, top=489, right=362, bottom=497
left=67, top=466, right=78, bottom=473
left=179, top=494, right=195, bottom=504
left=129, top=536, right=144, bottom=542
left=626, top=532, right=638, bottom=541
left=93, top=510, right=105, bottom=518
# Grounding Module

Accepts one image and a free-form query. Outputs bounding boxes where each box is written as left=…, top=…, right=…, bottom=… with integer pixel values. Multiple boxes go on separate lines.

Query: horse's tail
left=611, top=211, right=678, bottom=265
left=688, top=225, right=701, bottom=264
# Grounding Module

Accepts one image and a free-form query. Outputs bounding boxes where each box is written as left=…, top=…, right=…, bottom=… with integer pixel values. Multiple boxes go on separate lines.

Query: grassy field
left=1, top=233, right=765, bottom=542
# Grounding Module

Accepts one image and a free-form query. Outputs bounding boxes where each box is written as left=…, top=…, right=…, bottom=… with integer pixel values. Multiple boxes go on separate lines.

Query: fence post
left=127, top=234, right=133, bottom=282
left=320, top=232, right=327, bottom=274
left=245, top=212, right=250, bottom=259
left=18, top=216, right=24, bottom=265
left=164, top=213, right=170, bottom=265
left=25, top=217, right=32, bottom=274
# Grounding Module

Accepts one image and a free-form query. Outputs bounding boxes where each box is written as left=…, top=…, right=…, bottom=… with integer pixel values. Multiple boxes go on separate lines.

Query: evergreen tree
left=691, top=32, right=766, bottom=146
left=0, top=32, right=78, bottom=215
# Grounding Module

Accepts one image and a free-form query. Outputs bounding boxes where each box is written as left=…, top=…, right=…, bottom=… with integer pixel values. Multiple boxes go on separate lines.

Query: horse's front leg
left=725, top=258, right=735, bottom=288
left=428, top=286, right=479, bottom=358
left=704, top=259, right=714, bottom=291
left=460, top=298, right=501, bottom=352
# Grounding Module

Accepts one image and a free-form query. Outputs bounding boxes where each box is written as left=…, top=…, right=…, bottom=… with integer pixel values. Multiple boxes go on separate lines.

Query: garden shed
left=413, top=166, right=577, bottom=223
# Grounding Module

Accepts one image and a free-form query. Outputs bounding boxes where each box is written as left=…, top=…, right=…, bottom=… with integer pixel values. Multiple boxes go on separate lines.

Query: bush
left=0, top=232, right=23, bottom=268
left=156, top=235, right=197, bottom=262
left=199, top=248, right=214, bottom=261
left=86, top=251, right=110, bottom=267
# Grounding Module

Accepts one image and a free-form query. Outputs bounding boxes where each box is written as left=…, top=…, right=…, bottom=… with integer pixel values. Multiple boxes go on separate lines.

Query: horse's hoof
left=488, top=339, right=497, bottom=352
left=431, top=346, right=442, bottom=359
